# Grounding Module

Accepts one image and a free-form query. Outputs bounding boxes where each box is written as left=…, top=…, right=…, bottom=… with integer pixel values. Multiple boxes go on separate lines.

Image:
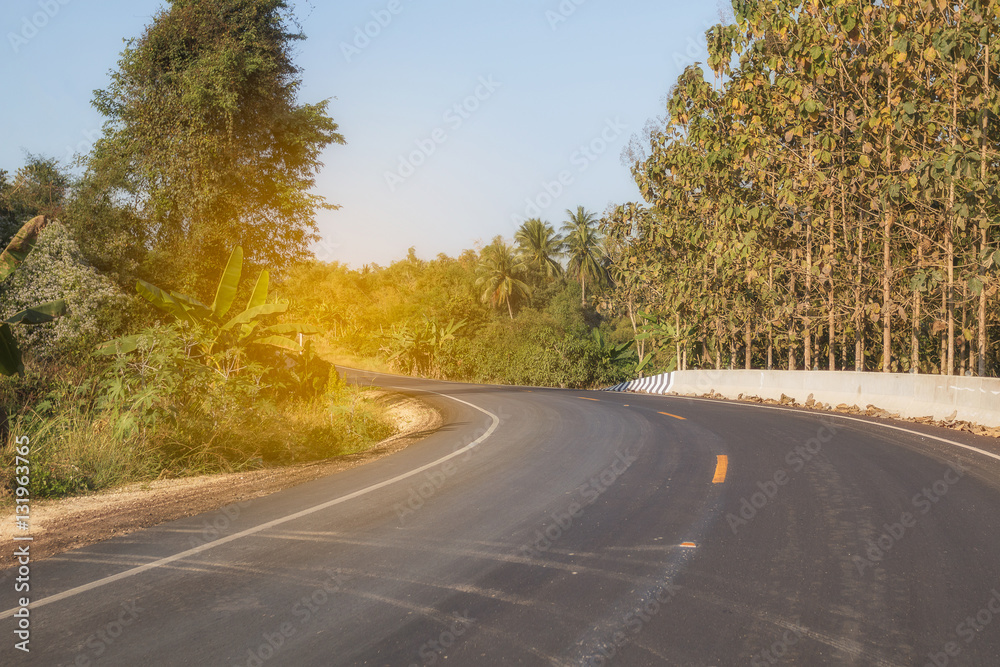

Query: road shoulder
left=0, top=390, right=442, bottom=568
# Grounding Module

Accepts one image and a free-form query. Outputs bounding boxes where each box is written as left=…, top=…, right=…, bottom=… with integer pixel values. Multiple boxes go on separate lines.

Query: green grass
left=3, top=406, right=163, bottom=498
left=0, top=365, right=396, bottom=501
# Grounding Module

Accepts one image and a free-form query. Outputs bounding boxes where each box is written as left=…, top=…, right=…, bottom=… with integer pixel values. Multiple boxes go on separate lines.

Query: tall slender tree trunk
left=827, top=310, right=835, bottom=370
left=767, top=261, right=774, bottom=369
left=841, top=171, right=863, bottom=371
left=978, top=46, right=990, bottom=377
left=745, top=319, right=752, bottom=370
left=946, top=213, right=955, bottom=375
left=713, top=257, right=721, bottom=371
left=881, top=213, right=893, bottom=372
left=828, top=199, right=836, bottom=371
left=912, top=244, right=923, bottom=373
left=853, top=217, right=864, bottom=371
left=675, top=312, right=682, bottom=371
left=715, top=320, right=722, bottom=370
left=804, top=136, right=814, bottom=371
left=940, top=282, right=948, bottom=374
left=789, top=250, right=797, bottom=371
left=805, top=217, right=813, bottom=371
left=882, top=214, right=893, bottom=372
left=627, top=299, right=644, bottom=362
left=882, top=70, right=894, bottom=373
left=945, top=53, right=960, bottom=375
left=979, top=227, right=988, bottom=377
left=962, top=287, right=970, bottom=376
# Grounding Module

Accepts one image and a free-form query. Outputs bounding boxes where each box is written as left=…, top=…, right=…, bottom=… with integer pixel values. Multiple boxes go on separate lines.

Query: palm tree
left=514, top=218, right=563, bottom=279
left=476, top=239, right=532, bottom=319
left=560, top=206, right=607, bottom=307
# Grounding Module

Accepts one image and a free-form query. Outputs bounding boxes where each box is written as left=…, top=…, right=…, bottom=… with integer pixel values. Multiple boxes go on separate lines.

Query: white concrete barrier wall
left=606, top=370, right=1000, bottom=428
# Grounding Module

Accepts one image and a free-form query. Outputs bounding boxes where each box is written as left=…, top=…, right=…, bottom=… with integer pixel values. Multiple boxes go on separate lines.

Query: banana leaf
left=211, top=246, right=243, bottom=320
left=636, top=352, right=655, bottom=374
left=238, top=319, right=262, bottom=341
left=252, top=335, right=302, bottom=352
left=247, top=270, right=269, bottom=310
left=167, top=290, right=212, bottom=320
left=137, top=280, right=199, bottom=324
left=221, top=302, right=287, bottom=331
left=5, top=299, right=68, bottom=324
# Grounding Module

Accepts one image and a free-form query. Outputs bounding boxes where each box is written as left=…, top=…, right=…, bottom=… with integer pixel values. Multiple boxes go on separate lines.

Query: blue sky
left=1, top=0, right=727, bottom=266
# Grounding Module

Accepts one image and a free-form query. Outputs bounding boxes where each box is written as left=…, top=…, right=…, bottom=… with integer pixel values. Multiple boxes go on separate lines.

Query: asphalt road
left=4, top=369, right=1000, bottom=666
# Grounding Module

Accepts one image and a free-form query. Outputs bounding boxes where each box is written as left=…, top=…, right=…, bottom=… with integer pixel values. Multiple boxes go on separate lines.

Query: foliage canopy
left=81, top=0, right=344, bottom=292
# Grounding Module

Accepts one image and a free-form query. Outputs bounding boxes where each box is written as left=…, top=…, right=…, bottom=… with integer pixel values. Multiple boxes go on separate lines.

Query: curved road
left=4, top=369, right=1000, bottom=666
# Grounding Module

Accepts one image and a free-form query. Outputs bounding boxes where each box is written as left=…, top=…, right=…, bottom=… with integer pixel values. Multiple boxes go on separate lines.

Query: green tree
left=0, top=156, right=69, bottom=239
left=80, top=0, right=344, bottom=293
left=561, top=207, right=607, bottom=307
left=477, top=239, right=531, bottom=319
left=608, top=0, right=1000, bottom=377
left=515, top=218, right=563, bottom=280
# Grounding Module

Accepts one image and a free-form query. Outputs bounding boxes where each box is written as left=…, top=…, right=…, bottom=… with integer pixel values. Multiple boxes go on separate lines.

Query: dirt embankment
left=0, top=391, right=441, bottom=568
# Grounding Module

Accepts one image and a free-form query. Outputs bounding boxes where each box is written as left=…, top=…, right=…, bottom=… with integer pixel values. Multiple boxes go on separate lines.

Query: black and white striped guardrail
left=606, top=372, right=674, bottom=394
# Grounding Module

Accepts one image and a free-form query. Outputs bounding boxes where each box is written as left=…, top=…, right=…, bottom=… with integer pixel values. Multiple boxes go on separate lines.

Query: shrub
left=0, top=221, right=131, bottom=361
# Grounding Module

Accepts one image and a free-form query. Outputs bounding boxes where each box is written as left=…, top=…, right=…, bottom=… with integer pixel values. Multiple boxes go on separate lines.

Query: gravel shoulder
left=0, top=390, right=442, bottom=568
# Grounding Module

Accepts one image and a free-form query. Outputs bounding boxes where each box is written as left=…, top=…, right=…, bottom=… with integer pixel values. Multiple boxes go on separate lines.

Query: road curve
left=3, top=369, right=1000, bottom=666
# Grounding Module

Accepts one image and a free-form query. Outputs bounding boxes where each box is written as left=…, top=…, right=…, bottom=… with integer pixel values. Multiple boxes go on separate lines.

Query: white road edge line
left=676, top=395, right=1000, bottom=463
left=0, top=385, right=500, bottom=619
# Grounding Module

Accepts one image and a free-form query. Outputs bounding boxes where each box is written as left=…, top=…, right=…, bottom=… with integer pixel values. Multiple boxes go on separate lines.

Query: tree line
left=606, top=0, right=1000, bottom=376
left=281, top=206, right=634, bottom=388
left=482, top=206, right=609, bottom=317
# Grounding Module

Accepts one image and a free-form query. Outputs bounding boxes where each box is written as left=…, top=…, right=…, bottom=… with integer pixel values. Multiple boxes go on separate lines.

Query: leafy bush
left=279, top=251, right=642, bottom=389
left=0, top=364, right=162, bottom=497
left=1, top=220, right=130, bottom=361
left=95, top=320, right=385, bottom=465
left=437, top=310, right=633, bottom=389
left=244, top=338, right=335, bottom=400
left=0, top=322, right=394, bottom=498
left=380, top=317, right=465, bottom=378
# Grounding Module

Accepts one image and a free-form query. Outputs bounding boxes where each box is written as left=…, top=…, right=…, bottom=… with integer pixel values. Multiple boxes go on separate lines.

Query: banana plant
left=427, top=317, right=465, bottom=350
left=591, top=329, right=636, bottom=367
left=0, top=216, right=68, bottom=376
left=635, top=351, right=675, bottom=376
left=381, top=316, right=465, bottom=376
left=96, top=246, right=319, bottom=357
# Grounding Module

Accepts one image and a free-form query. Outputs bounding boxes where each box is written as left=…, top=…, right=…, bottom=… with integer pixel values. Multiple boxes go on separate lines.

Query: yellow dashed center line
left=577, top=397, right=601, bottom=402
left=658, top=411, right=686, bottom=420
left=712, top=455, right=728, bottom=484
left=680, top=542, right=697, bottom=548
